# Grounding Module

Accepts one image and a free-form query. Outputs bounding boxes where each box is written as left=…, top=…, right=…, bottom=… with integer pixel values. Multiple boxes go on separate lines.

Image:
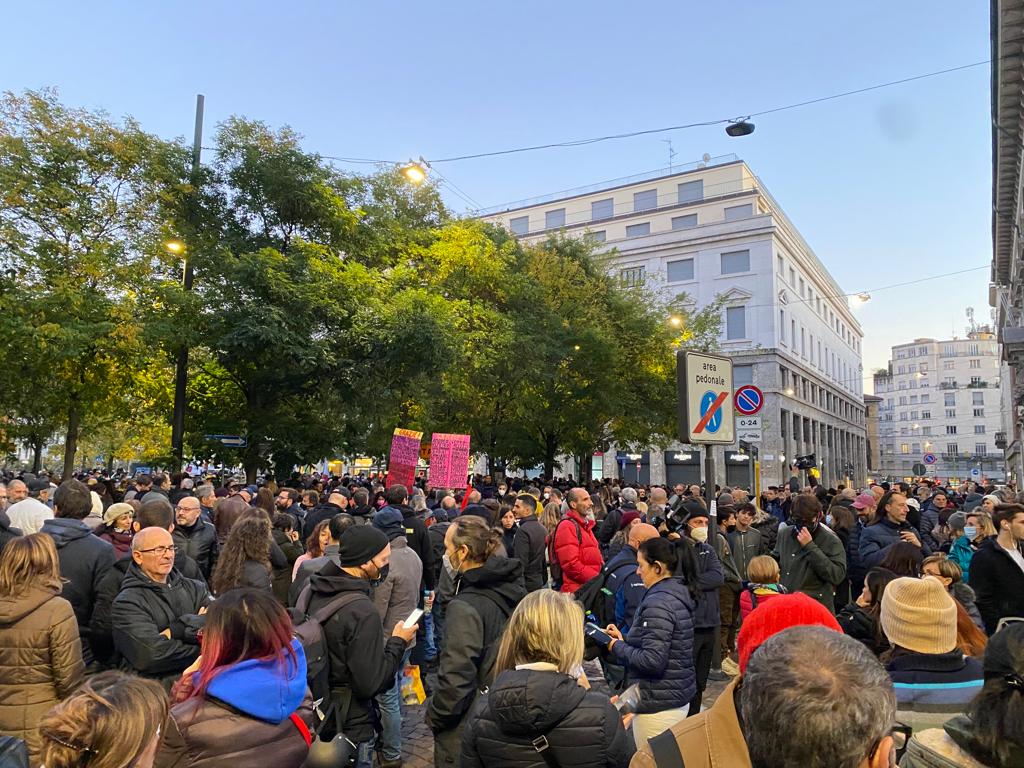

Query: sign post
left=677, top=351, right=734, bottom=517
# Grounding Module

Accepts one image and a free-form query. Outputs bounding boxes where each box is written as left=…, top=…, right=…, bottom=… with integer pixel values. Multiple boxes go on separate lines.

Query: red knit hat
left=737, top=593, right=842, bottom=674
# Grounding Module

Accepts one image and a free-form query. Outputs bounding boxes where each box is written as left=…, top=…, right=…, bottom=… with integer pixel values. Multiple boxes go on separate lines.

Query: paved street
left=397, top=661, right=732, bottom=767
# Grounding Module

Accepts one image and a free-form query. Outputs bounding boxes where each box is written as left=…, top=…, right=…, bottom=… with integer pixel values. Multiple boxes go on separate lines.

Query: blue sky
left=2, top=1, right=991, bottom=376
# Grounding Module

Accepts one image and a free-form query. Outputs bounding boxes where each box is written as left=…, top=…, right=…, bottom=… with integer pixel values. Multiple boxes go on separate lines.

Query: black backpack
left=290, top=587, right=363, bottom=704
left=574, top=559, right=634, bottom=660
left=547, top=517, right=582, bottom=591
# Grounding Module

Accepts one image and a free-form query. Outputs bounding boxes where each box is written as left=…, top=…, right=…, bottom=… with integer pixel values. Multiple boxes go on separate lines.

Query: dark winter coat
left=288, top=544, right=339, bottom=607
left=300, top=501, right=347, bottom=541
left=0, top=510, right=22, bottom=555
left=512, top=515, right=548, bottom=592
left=602, top=546, right=646, bottom=632
left=111, top=562, right=210, bottom=685
left=426, top=556, right=526, bottom=739
left=751, top=512, right=779, bottom=554
left=172, top=517, right=218, bottom=580
left=846, top=519, right=868, bottom=592
left=397, top=503, right=436, bottom=592
left=597, top=504, right=629, bottom=547
left=428, top=521, right=452, bottom=586
left=610, top=577, right=696, bottom=713
left=836, top=603, right=888, bottom=656
left=272, top=529, right=303, bottom=605
left=460, top=668, right=634, bottom=768
left=919, top=501, right=942, bottom=553
left=0, top=580, right=84, bottom=761
left=552, top=511, right=603, bottom=593
left=305, top=563, right=407, bottom=743
left=40, top=517, right=117, bottom=652
left=774, top=522, right=847, bottom=612
left=968, top=536, right=1024, bottom=634
left=91, top=550, right=205, bottom=665
left=886, top=649, right=984, bottom=733
left=726, top=527, right=764, bottom=580
left=859, top=517, right=931, bottom=570
left=96, top=526, right=133, bottom=558
left=685, top=538, right=724, bottom=630
left=154, top=639, right=315, bottom=768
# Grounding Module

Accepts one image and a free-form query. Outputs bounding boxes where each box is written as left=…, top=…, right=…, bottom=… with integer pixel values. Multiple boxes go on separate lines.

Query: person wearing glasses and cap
left=111, top=526, right=211, bottom=687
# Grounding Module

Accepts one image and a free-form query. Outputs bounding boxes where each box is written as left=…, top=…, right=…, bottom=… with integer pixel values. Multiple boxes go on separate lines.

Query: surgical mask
left=690, top=525, right=709, bottom=543
left=963, top=526, right=978, bottom=540
left=825, top=514, right=834, bottom=526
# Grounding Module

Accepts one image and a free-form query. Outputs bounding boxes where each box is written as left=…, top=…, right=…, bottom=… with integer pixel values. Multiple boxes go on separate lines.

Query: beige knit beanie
left=880, top=576, right=957, bottom=655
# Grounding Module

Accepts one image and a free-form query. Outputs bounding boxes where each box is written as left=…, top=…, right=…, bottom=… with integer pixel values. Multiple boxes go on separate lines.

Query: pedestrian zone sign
left=677, top=351, right=734, bottom=444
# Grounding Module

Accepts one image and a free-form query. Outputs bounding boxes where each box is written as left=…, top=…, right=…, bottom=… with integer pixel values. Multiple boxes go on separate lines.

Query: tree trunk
left=578, top=452, right=592, bottom=483
left=31, top=436, right=43, bottom=474
left=543, top=433, right=558, bottom=480
left=62, top=401, right=81, bottom=482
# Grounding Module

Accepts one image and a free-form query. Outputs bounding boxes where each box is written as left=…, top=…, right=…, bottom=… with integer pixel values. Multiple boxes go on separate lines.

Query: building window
left=943, top=359, right=955, bottom=370
left=726, top=306, right=746, bottom=340
left=912, top=443, right=920, bottom=453
left=975, top=424, right=986, bottom=434
left=780, top=310, right=786, bottom=344
left=799, top=278, right=806, bottom=298
left=946, top=443, right=959, bottom=456
left=545, top=208, right=566, bottom=229
left=791, top=319, right=796, bottom=347
left=944, top=393, right=955, bottom=406
left=899, top=412, right=908, bottom=421
left=946, top=426, right=957, bottom=435
left=666, top=258, right=694, bottom=282
left=634, top=189, right=658, bottom=212
left=972, top=392, right=984, bottom=404
left=922, top=426, right=931, bottom=435
left=801, top=327, right=806, bottom=357
left=509, top=215, right=529, bottom=235
left=677, top=180, right=703, bottom=203
left=920, top=394, right=930, bottom=403
left=625, top=222, right=651, bottom=238
left=945, top=409, right=956, bottom=419
left=968, top=344, right=980, bottom=355
left=899, top=396, right=908, bottom=405
left=921, top=409, right=930, bottom=419
left=671, top=213, right=698, bottom=230
left=591, top=198, right=614, bottom=221
left=976, top=444, right=987, bottom=456
left=789, top=267, right=796, bottom=286
left=900, top=444, right=910, bottom=454
left=724, top=203, right=753, bottom=220
left=777, top=255, right=784, bottom=275
left=720, top=249, right=751, bottom=274
left=970, top=376, right=982, bottom=386
left=969, top=359, right=981, bottom=369
left=973, top=408, right=984, bottom=417
left=589, top=230, right=606, bottom=243
left=733, top=365, right=753, bottom=387
left=620, top=266, right=645, bottom=287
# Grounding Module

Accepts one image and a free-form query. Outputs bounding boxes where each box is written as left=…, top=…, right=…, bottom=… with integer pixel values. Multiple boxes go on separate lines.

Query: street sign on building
left=734, top=385, right=764, bottom=416
left=677, top=352, right=734, bottom=444
left=736, top=415, right=762, bottom=443
left=204, top=434, right=248, bottom=448
left=970, top=468, right=981, bottom=479
left=923, top=453, right=937, bottom=465
left=912, top=463, right=926, bottom=476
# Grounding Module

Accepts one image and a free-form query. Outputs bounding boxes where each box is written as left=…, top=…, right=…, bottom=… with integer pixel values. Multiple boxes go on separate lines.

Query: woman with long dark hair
left=292, top=520, right=330, bottom=580
left=155, top=588, right=314, bottom=767
left=836, top=566, right=895, bottom=657
left=878, top=540, right=925, bottom=578
left=211, top=515, right=272, bottom=595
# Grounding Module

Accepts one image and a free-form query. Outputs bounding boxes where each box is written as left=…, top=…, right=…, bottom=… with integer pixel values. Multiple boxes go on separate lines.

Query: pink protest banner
left=386, top=428, right=422, bottom=489
left=429, top=433, right=471, bottom=489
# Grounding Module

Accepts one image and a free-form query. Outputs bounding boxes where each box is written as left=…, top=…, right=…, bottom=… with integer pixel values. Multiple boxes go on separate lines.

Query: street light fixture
left=401, top=156, right=430, bottom=185
left=725, top=119, right=755, bottom=137
left=669, top=315, right=683, bottom=328
left=785, top=387, right=795, bottom=396
left=164, top=240, right=185, bottom=255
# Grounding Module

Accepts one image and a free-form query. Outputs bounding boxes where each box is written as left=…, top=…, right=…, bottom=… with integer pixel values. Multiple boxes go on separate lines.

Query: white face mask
left=691, top=525, right=709, bottom=543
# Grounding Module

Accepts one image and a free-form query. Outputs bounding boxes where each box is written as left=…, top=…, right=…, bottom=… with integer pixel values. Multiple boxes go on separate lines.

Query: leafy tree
left=0, top=90, right=185, bottom=479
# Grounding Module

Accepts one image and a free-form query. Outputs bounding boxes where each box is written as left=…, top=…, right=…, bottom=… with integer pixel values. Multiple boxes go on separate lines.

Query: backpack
left=575, top=559, right=635, bottom=660
left=547, top=517, right=582, bottom=591
left=290, top=586, right=363, bottom=704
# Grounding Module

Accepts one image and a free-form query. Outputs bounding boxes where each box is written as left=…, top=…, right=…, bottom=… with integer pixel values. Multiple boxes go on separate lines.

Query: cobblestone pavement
left=394, top=661, right=732, bottom=767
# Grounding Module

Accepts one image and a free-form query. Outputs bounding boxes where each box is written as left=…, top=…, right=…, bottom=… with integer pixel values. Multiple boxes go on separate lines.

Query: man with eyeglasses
left=275, top=487, right=305, bottom=525
left=171, top=496, right=218, bottom=580
left=112, top=526, right=210, bottom=686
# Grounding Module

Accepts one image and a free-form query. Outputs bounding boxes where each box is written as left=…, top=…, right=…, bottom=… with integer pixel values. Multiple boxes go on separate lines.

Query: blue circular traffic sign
left=734, top=385, right=764, bottom=416
left=923, top=453, right=937, bottom=465
left=700, top=390, right=724, bottom=433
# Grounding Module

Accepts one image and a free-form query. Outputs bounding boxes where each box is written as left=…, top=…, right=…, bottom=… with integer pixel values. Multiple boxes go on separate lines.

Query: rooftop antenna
left=661, top=139, right=678, bottom=173
left=696, top=152, right=711, bottom=169
left=966, top=306, right=977, bottom=334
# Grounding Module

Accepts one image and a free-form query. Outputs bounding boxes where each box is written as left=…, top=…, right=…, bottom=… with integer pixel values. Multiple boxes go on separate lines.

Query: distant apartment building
left=864, top=394, right=883, bottom=474
left=872, top=331, right=1004, bottom=482
left=479, top=156, right=867, bottom=488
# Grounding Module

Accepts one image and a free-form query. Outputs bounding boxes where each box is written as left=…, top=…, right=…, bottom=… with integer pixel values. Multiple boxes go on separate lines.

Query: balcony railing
left=996, top=432, right=1008, bottom=449
left=939, top=382, right=958, bottom=390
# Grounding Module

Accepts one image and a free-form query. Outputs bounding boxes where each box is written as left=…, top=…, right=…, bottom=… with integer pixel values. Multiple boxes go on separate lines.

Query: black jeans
left=688, top=627, right=716, bottom=716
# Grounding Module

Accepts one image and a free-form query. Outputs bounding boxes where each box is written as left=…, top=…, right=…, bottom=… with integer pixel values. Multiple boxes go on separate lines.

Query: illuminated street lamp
left=669, top=315, right=683, bottom=328
left=401, top=157, right=430, bottom=185
left=164, top=239, right=185, bottom=254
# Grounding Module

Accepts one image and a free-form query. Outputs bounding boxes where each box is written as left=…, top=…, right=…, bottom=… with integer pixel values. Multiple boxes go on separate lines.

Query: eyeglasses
left=871, top=722, right=912, bottom=764
left=137, top=545, right=179, bottom=556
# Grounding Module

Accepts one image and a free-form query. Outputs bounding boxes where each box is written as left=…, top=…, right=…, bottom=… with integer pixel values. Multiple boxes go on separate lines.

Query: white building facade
left=873, top=331, right=1005, bottom=483
left=479, top=156, right=867, bottom=488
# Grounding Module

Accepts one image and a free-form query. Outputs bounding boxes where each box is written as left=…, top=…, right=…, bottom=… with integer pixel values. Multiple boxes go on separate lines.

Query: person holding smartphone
left=603, top=537, right=697, bottom=745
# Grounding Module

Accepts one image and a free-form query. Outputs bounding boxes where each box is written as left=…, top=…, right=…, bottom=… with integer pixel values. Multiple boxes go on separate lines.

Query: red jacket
left=552, top=510, right=602, bottom=593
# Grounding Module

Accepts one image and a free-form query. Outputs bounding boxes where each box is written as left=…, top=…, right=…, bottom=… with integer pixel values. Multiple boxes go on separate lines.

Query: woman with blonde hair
left=460, top=590, right=634, bottom=767
left=38, top=670, right=166, bottom=768
left=0, top=533, right=85, bottom=761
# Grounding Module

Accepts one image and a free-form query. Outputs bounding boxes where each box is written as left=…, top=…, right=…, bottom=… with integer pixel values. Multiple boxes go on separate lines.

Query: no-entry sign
left=734, top=385, right=764, bottom=416
left=677, top=351, right=734, bottom=444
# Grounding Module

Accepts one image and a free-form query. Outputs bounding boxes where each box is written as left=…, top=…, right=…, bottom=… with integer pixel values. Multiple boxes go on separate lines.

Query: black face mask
left=726, top=524, right=737, bottom=534
left=363, top=563, right=390, bottom=587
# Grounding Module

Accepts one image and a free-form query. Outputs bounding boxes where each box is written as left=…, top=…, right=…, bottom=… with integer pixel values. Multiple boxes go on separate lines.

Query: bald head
left=649, top=488, right=668, bottom=505
left=628, top=523, right=660, bottom=549
left=131, top=527, right=175, bottom=583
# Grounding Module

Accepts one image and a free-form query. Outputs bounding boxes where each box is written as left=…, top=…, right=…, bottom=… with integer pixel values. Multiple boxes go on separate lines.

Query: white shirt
left=6, top=497, right=53, bottom=534
left=1002, top=541, right=1024, bottom=575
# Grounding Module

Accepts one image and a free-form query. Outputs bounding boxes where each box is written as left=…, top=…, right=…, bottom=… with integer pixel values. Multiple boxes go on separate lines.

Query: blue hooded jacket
left=201, top=639, right=307, bottom=723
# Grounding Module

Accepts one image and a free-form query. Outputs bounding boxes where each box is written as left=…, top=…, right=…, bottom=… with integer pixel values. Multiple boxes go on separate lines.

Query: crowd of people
left=0, top=467, right=1022, bottom=767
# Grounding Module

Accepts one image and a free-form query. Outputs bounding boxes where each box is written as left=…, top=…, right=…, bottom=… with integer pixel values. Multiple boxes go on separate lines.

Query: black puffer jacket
left=460, top=668, right=634, bottom=768
left=305, top=563, right=407, bottom=743
left=0, top=510, right=22, bottom=555
left=427, top=556, right=526, bottom=734
left=609, top=577, right=696, bottom=714
left=111, top=562, right=210, bottom=684
left=172, top=518, right=218, bottom=580
left=397, top=504, right=436, bottom=592
left=512, top=516, right=548, bottom=592
left=91, top=550, right=204, bottom=666
left=969, top=536, right=1024, bottom=634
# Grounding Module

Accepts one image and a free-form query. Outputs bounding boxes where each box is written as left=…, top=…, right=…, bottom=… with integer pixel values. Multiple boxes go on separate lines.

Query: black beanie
left=338, top=526, right=389, bottom=567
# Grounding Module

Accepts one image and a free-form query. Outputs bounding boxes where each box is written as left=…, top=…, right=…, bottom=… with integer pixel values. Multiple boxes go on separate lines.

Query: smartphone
left=403, top=608, right=424, bottom=629
left=584, top=622, right=613, bottom=646
left=613, top=683, right=641, bottom=714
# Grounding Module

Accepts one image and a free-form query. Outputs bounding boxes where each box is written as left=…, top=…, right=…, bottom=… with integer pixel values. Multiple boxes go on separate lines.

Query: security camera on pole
left=676, top=351, right=734, bottom=524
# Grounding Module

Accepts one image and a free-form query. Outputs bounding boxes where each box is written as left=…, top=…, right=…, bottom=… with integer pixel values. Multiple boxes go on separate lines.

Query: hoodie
left=202, top=639, right=307, bottom=722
